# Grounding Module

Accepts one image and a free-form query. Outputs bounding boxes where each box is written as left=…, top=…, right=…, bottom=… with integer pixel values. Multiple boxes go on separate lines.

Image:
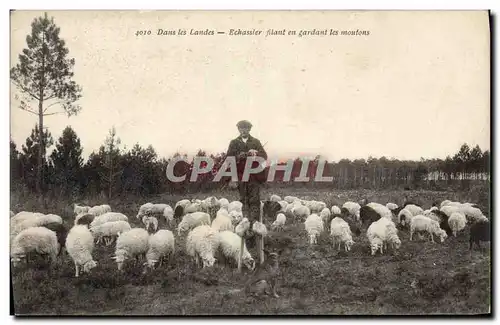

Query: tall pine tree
left=10, top=12, right=83, bottom=193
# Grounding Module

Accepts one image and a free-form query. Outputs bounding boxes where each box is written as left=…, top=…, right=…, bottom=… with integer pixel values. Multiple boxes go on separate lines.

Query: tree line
left=10, top=124, right=490, bottom=200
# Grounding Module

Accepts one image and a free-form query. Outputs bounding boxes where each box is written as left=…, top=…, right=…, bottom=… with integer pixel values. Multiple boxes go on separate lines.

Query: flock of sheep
left=10, top=194, right=491, bottom=282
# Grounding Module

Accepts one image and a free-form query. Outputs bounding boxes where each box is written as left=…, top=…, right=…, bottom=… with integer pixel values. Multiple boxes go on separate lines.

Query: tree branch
left=43, top=111, right=65, bottom=116
left=20, top=106, right=39, bottom=116
left=11, top=80, right=40, bottom=101
left=43, top=101, right=62, bottom=113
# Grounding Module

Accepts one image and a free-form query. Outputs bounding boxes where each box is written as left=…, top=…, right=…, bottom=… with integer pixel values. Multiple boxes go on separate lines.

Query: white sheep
left=186, top=225, right=218, bottom=268
left=342, top=201, right=361, bottom=221
left=11, top=226, right=59, bottom=267
left=215, top=230, right=255, bottom=270
left=177, top=212, right=211, bottom=235
left=136, top=202, right=154, bottom=219
left=367, top=202, right=393, bottom=221
left=144, top=229, right=175, bottom=270
left=235, top=218, right=251, bottom=237
left=409, top=215, right=448, bottom=243
left=88, top=204, right=112, bottom=216
left=143, top=216, right=159, bottom=233
left=366, top=217, right=401, bottom=255
left=90, top=212, right=128, bottom=228
left=112, top=228, right=150, bottom=271
left=252, top=221, right=268, bottom=237
left=73, top=203, right=91, bottom=215
left=144, top=203, right=170, bottom=217
left=66, top=225, right=98, bottom=277
left=163, top=205, right=174, bottom=225
left=184, top=202, right=202, bottom=214
left=386, top=203, right=399, bottom=211
left=90, top=220, right=132, bottom=246
left=319, top=208, right=331, bottom=225
left=404, top=204, right=424, bottom=217
left=175, top=199, right=191, bottom=210
left=330, top=217, right=354, bottom=252
left=440, top=200, right=452, bottom=208
left=270, top=194, right=281, bottom=202
left=440, top=205, right=462, bottom=218
left=462, top=206, right=487, bottom=223
left=448, top=212, right=467, bottom=237
left=218, top=198, right=230, bottom=210
left=211, top=211, right=234, bottom=232
left=277, top=200, right=288, bottom=212
left=304, top=213, right=324, bottom=245
left=11, top=213, right=63, bottom=242
left=228, top=210, right=243, bottom=225
left=271, top=213, right=286, bottom=232
left=293, top=205, right=311, bottom=220
left=398, top=208, right=414, bottom=227
left=228, top=200, right=243, bottom=213
left=331, top=205, right=341, bottom=215
left=284, top=195, right=299, bottom=204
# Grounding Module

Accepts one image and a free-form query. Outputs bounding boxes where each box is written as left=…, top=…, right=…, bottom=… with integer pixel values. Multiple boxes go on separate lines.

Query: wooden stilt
left=259, top=210, right=264, bottom=265
left=238, top=236, right=244, bottom=272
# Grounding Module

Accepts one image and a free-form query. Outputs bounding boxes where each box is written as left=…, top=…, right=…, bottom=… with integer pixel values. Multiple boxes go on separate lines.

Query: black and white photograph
left=8, top=9, right=491, bottom=316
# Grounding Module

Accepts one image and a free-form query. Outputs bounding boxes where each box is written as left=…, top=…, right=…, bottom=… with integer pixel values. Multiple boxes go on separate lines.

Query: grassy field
left=10, top=187, right=491, bottom=315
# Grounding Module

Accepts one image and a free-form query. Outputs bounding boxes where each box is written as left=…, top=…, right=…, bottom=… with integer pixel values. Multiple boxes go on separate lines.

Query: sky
left=9, top=10, right=490, bottom=162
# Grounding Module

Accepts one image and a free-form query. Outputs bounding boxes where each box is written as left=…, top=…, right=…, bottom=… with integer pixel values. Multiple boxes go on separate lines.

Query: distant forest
left=10, top=124, right=490, bottom=200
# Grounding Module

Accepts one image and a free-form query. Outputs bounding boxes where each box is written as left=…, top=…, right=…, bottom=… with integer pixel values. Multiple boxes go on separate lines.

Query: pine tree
left=10, top=12, right=83, bottom=193
left=99, top=127, right=123, bottom=199
left=49, top=126, right=84, bottom=196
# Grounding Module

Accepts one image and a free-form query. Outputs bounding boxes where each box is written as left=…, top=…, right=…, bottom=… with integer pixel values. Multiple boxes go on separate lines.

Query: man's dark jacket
left=226, top=135, right=268, bottom=182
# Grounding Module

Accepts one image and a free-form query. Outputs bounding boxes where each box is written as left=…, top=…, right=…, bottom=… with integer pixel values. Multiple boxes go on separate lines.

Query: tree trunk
left=38, top=97, right=44, bottom=194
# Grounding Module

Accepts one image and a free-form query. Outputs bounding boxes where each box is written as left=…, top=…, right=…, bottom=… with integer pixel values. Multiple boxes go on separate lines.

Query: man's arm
left=255, top=140, right=268, bottom=160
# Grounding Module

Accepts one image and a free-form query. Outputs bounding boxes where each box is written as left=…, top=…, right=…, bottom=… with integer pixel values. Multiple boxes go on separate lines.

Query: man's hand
left=237, top=151, right=248, bottom=159
left=248, top=149, right=258, bottom=156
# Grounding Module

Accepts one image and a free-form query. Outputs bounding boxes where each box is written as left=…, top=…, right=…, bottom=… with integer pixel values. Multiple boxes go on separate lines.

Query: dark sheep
left=431, top=210, right=453, bottom=236
left=469, top=220, right=490, bottom=250
left=41, top=222, right=69, bottom=256
left=262, top=200, right=282, bottom=223
left=76, top=213, right=95, bottom=227
left=360, top=205, right=382, bottom=227
left=174, top=205, right=184, bottom=219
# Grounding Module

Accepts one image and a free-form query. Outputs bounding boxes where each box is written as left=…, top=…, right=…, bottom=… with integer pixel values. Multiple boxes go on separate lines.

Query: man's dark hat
left=236, top=120, right=252, bottom=128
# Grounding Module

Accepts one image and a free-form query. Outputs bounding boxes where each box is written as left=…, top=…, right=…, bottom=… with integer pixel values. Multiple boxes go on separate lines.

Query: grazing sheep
left=292, top=205, right=311, bottom=221
left=366, top=217, right=401, bottom=255
left=270, top=194, right=281, bottom=202
left=262, top=200, right=282, bottom=223
left=398, top=208, right=414, bottom=227
left=252, top=221, right=268, bottom=237
left=440, top=200, right=452, bottom=208
left=277, top=200, right=288, bottom=212
left=304, top=214, right=324, bottom=245
left=386, top=203, right=399, bottom=211
left=143, top=216, right=159, bottom=233
left=11, top=227, right=59, bottom=268
left=66, top=225, right=98, bottom=277
left=448, top=212, right=467, bottom=237
left=88, top=204, right=111, bottom=216
left=306, top=200, right=327, bottom=214
left=144, top=229, right=175, bottom=270
left=90, top=212, right=128, bottom=228
left=469, top=220, right=490, bottom=250
left=112, top=228, right=150, bottom=271
left=360, top=205, right=382, bottom=226
left=235, top=218, right=251, bottom=238
left=228, top=201, right=243, bottom=213
left=90, top=220, right=132, bottom=246
left=409, top=215, right=448, bottom=243
left=218, top=198, right=230, bottom=210
left=11, top=213, right=63, bottom=241
left=342, top=202, right=361, bottom=221
left=404, top=204, right=424, bottom=217
left=229, top=210, right=243, bottom=225
left=284, top=196, right=298, bottom=204
left=186, top=225, right=218, bottom=268
left=215, top=231, right=255, bottom=270
left=440, top=205, right=462, bottom=218
left=75, top=213, right=95, bottom=227
left=330, top=217, right=354, bottom=252
left=136, top=203, right=154, bottom=219
left=211, top=211, right=234, bottom=232
left=331, top=205, right=341, bottom=215
left=320, top=208, right=332, bottom=225
left=73, top=203, right=91, bottom=215
left=462, top=206, right=487, bottom=223
left=366, top=202, right=393, bottom=221
left=271, top=213, right=286, bottom=232
left=163, top=205, right=174, bottom=225
left=177, top=212, right=211, bottom=236
left=41, top=222, right=69, bottom=256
